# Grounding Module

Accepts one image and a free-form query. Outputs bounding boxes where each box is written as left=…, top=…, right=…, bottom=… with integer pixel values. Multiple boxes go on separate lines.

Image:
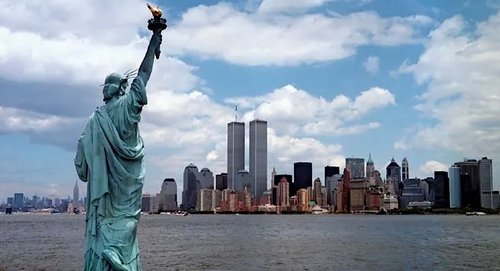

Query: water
left=1, top=214, right=500, bottom=270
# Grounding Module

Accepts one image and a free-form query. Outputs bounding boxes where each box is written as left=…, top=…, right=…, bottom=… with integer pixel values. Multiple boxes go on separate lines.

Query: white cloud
left=230, top=85, right=394, bottom=136
left=0, top=0, right=201, bottom=95
left=167, top=3, right=432, bottom=66
left=419, top=160, right=449, bottom=176
left=268, top=128, right=345, bottom=181
left=363, top=56, right=380, bottom=74
left=395, top=12, right=500, bottom=158
left=257, top=0, right=332, bottom=14
left=0, top=106, right=75, bottom=133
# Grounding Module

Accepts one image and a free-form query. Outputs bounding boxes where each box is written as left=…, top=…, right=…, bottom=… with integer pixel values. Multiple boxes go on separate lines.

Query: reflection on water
left=1, top=214, right=500, bottom=270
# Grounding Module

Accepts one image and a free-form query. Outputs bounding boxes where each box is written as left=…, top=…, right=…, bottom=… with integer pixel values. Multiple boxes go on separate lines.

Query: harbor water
left=1, top=214, right=500, bottom=270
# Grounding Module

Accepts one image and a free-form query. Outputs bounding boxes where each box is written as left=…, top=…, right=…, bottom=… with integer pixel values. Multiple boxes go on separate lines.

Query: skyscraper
left=346, top=158, right=365, bottom=179
left=141, top=194, right=156, bottom=213
left=478, top=157, right=493, bottom=208
left=325, top=174, right=342, bottom=206
left=249, top=119, right=268, bottom=199
left=227, top=121, right=245, bottom=191
left=454, top=159, right=480, bottom=208
left=159, top=178, right=178, bottom=211
left=434, top=171, right=450, bottom=208
left=313, top=178, right=322, bottom=206
left=325, top=166, right=340, bottom=181
left=199, top=168, right=214, bottom=189
left=294, top=162, right=312, bottom=190
left=449, top=165, right=461, bottom=208
left=386, top=158, right=401, bottom=195
left=236, top=169, right=251, bottom=192
left=277, top=177, right=290, bottom=209
left=182, top=163, right=199, bottom=210
left=402, top=157, right=409, bottom=181
left=73, top=180, right=79, bottom=207
left=215, top=173, right=228, bottom=191
left=14, top=193, right=24, bottom=210
left=366, top=154, right=374, bottom=179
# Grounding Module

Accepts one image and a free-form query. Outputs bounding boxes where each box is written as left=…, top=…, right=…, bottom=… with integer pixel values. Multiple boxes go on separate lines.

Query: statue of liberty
left=74, top=4, right=166, bottom=271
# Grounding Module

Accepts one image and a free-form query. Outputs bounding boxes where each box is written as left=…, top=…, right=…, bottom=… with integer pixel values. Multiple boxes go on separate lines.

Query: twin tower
left=227, top=120, right=268, bottom=199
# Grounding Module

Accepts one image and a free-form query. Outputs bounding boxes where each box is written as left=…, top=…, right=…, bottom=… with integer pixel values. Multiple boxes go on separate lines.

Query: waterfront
left=1, top=214, right=500, bottom=270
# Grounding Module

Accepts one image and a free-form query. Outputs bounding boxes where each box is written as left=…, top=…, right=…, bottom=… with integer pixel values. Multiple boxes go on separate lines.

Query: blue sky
left=1, top=0, right=499, bottom=202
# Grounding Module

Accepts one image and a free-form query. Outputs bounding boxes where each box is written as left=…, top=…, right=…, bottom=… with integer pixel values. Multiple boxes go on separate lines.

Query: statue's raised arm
left=138, top=4, right=167, bottom=86
left=137, top=30, right=161, bottom=86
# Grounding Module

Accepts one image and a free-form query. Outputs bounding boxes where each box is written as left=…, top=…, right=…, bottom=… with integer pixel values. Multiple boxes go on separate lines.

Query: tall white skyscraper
left=249, top=119, right=268, bottom=199
left=227, top=121, right=245, bottom=191
left=402, top=157, right=409, bottom=181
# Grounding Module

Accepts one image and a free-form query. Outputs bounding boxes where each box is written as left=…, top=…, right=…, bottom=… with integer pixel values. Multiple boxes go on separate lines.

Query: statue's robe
left=75, top=77, right=147, bottom=271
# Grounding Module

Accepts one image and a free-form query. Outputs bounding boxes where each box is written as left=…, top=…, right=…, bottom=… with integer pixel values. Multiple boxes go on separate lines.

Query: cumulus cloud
left=395, top=12, right=500, bottom=157
left=268, top=128, right=345, bottom=179
left=167, top=3, right=432, bottom=66
left=363, top=56, right=380, bottom=74
left=419, top=160, right=449, bottom=176
left=228, top=85, right=395, bottom=136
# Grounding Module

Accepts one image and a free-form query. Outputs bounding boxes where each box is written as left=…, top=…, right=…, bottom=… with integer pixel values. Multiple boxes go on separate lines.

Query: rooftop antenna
left=234, top=104, right=238, bottom=122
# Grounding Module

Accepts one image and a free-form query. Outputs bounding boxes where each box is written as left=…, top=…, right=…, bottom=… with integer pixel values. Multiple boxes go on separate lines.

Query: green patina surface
left=75, top=29, right=162, bottom=271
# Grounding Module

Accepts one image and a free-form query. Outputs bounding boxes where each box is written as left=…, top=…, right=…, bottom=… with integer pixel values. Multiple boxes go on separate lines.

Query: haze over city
left=1, top=0, right=499, bottom=202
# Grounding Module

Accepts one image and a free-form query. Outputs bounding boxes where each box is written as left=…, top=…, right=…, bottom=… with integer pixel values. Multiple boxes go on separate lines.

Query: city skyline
left=5, top=155, right=496, bottom=211
left=0, top=1, right=500, bottom=202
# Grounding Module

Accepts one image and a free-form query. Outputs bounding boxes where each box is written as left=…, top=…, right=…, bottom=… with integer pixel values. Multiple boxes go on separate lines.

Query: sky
left=1, top=0, right=500, bottom=202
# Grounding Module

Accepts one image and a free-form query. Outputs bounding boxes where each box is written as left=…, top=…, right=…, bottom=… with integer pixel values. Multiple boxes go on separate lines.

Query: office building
left=449, top=165, right=461, bottom=208
left=277, top=177, right=290, bottom=209
left=313, top=178, right=322, bottom=206
left=199, top=168, right=214, bottom=189
left=399, top=178, right=425, bottom=209
left=297, top=188, right=310, bottom=212
left=325, top=174, right=342, bottom=206
left=454, top=159, right=480, bottom=208
left=182, top=163, right=199, bottom=210
left=249, top=119, right=268, bottom=199
left=196, top=189, right=214, bottom=212
left=478, top=157, right=493, bottom=208
left=386, top=158, right=401, bottom=195
left=216, top=173, right=228, bottom=191
left=14, top=193, right=24, bottom=210
left=366, top=154, right=375, bottom=179
left=294, top=162, right=312, bottom=190
left=402, top=157, right=409, bottom=181
left=336, top=168, right=351, bottom=213
left=350, top=179, right=368, bottom=211
left=434, top=171, right=450, bottom=208
left=346, top=158, right=365, bottom=179
left=141, top=194, right=156, bottom=213
left=325, top=166, right=340, bottom=181
left=73, top=180, right=79, bottom=208
left=227, top=121, right=245, bottom=191
left=274, top=174, right=294, bottom=196
left=236, top=169, right=251, bottom=193
left=158, top=178, right=178, bottom=211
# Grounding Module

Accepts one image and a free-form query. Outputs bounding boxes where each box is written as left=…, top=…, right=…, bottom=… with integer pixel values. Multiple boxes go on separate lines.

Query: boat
left=466, top=211, right=486, bottom=216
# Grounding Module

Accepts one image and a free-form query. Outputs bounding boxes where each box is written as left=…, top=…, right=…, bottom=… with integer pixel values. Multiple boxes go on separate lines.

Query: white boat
left=466, top=211, right=486, bottom=216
